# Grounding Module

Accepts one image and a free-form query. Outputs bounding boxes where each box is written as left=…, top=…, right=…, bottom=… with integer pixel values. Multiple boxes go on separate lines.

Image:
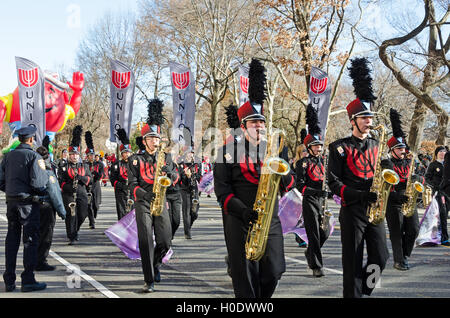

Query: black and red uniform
left=381, top=157, right=421, bottom=268
left=295, top=154, right=329, bottom=271
left=85, top=160, right=104, bottom=227
left=110, top=159, right=132, bottom=220
left=127, top=150, right=177, bottom=285
left=179, top=160, right=201, bottom=237
left=328, top=135, right=389, bottom=298
left=165, top=164, right=182, bottom=239
left=59, top=161, right=92, bottom=242
left=214, top=137, right=295, bottom=298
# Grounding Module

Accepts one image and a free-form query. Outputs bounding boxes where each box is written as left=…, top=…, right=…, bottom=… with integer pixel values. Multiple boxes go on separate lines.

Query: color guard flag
left=170, top=61, right=196, bottom=147
left=15, top=57, right=46, bottom=145
left=238, top=64, right=249, bottom=107
left=109, top=59, right=135, bottom=143
left=308, top=66, right=332, bottom=138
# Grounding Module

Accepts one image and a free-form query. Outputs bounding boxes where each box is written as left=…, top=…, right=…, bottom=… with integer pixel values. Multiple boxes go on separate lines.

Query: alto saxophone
left=401, top=152, right=424, bottom=217
left=422, top=184, right=433, bottom=209
left=68, top=166, right=78, bottom=217
left=367, top=125, right=400, bottom=225
left=320, top=151, right=333, bottom=232
left=150, top=143, right=172, bottom=216
left=245, top=130, right=291, bottom=261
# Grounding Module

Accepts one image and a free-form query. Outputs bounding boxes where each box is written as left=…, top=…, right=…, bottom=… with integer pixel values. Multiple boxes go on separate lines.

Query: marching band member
left=58, top=126, right=92, bottom=245
left=327, top=58, right=389, bottom=298
left=84, top=131, right=104, bottom=229
left=426, top=145, right=450, bottom=246
left=381, top=109, right=421, bottom=270
left=295, top=104, right=329, bottom=277
left=109, top=128, right=134, bottom=220
left=127, top=99, right=177, bottom=293
left=214, top=59, right=295, bottom=298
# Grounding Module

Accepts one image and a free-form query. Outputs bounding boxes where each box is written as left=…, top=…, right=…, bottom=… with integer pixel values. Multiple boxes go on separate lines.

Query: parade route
left=0, top=186, right=449, bottom=299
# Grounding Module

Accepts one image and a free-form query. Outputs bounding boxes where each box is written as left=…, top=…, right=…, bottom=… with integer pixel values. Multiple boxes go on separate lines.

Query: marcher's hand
left=398, top=194, right=409, bottom=204
left=362, top=191, right=378, bottom=204
left=144, top=191, right=155, bottom=203
left=243, top=208, right=258, bottom=224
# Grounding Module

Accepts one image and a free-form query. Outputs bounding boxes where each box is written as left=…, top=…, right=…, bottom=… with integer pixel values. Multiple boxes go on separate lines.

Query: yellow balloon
left=57, top=105, right=76, bottom=132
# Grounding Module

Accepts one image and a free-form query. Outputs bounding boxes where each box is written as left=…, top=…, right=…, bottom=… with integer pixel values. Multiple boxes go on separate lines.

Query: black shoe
left=75, top=234, right=79, bottom=241
left=21, top=282, right=47, bottom=292
left=403, top=258, right=410, bottom=269
left=154, top=267, right=161, bottom=283
left=35, top=263, right=56, bottom=271
left=441, top=241, right=450, bottom=246
left=394, top=262, right=408, bottom=271
left=68, top=240, right=76, bottom=246
left=185, top=234, right=192, bottom=239
left=5, top=283, right=16, bottom=292
left=141, top=283, right=155, bottom=293
left=312, top=268, right=325, bottom=277
left=89, top=224, right=95, bottom=229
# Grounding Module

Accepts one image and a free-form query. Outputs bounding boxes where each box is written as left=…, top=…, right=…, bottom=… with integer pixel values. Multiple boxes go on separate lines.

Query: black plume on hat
left=348, top=57, right=377, bottom=103
left=389, top=108, right=405, bottom=139
left=42, top=135, right=50, bottom=151
left=225, top=104, right=240, bottom=129
left=147, top=98, right=165, bottom=126
left=306, top=104, right=321, bottom=137
left=248, top=58, right=267, bottom=106
left=117, top=128, right=130, bottom=145
left=135, top=136, right=145, bottom=151
left=85, top=131, right=94, bottom=150
left=300, top=128, right=307, bottom=144
left=71, top=125, right=83, bottom=147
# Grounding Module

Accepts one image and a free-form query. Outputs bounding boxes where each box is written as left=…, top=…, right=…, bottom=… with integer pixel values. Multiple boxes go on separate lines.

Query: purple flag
left=416, top=194, right=441, bottom=246
left=198, top=171, right=214, bottom=195
left=278, top=189, right=308, bottom=242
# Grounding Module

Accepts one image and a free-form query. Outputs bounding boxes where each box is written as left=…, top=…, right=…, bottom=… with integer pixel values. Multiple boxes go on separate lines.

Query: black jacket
left=425, top=160, right=444, bottom=192
left=295, top=155, right=324, bottom=196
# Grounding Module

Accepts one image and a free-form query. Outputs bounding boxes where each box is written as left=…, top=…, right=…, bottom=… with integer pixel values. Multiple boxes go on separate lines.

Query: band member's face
left=437, top=149, right=446, bottom=160
left=242, top=119, right=266, bottom=142
left=88, top=154, right=95, bottom=162
left=392, top=147, right=406, bottom=159
left=186, top=152, right=194, bottom=161
left=121, top=151, right=131, bottom=161
left=144, top=136, right=160, bottom=152
left=62, top=152, right=68, bottom=159
left=353, top=116, right=373, bottom=135
left=69, top=153, right=79, bottom=163
left=309, top=144, right=323, bottom=156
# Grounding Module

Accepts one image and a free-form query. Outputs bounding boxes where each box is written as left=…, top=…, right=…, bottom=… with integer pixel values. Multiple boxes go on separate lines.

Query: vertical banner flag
left=109, top=59, right=135, bottom=143
left=238, top=64, right=249, bottom=107
left=15, top=57, right=46, bottom=145
left=308, top=66, right=332, bottom=138
left=170, top=61, right=196, bottom=147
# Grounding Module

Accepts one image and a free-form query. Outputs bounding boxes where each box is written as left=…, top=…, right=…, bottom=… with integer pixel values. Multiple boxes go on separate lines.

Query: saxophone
left=245, top=130, right=291, bottom=261
left=401, top=152, right=424, bottom=217
left=422, top=184, right=433, bottom=209
left=149, top=143, right=172, bottom=216
left=367, top=125, right=400, bottom=225
left=68, top=165, right=78, bottom=217
left=320, top=151, right=333, bottom=232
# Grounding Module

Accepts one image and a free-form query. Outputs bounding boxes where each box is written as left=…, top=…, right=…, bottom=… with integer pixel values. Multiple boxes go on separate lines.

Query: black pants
left=3, top=200, right=40, bottom=285
left=385, top=200, right=419, bottom=263
left=166, top=192, right=182, bottom=239
left=114, top=185, right=129, bottom=220
left=62, top=190, right=88, bottom=241
left=339, top=204, right=389, bottom=298
left=181, top=189, right=198, bottom=236
left=437, top=192, right=449, bottom=243
left=135, top=199, right=172, bottom=284
left=223, top=213, right=286, bottom=298
left=37, top=202, right=56, bottom=266
left=303, top=195, right=329, bottom=269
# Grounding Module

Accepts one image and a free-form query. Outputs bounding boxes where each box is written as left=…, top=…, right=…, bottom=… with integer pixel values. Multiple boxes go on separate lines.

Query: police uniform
left=213, top=58, right=295, bottom=298
left=0, top=126, right=49, bottom=292
left=178, top=157, right=201, bottom=238
left=327, top=58, right=389, bottom=298
left=59, top=126, right=92, bottom=244
left=127, top=98, right=176, bottom=292
left=295, top=104, right=329, bottom=277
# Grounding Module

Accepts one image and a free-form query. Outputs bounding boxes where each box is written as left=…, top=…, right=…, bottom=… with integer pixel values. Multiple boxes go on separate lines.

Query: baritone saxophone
left=150, top=143, right=172, bottom=216
left=245, top=130, right=290, bottom=261
left=367, top=124, right=400, bottom=225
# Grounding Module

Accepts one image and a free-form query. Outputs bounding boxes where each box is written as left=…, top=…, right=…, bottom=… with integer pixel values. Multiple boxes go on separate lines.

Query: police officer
left=84, top=131, right=104, bottom=229
left=381, top=109, right=421, bottom=270
left=213, top=59, right=295, bottom=298
left=127, top=98, right=177, bottom=293
left=178, top=151, right=201, bottom=239
left=35, top=137, right=66, bottom=271
left=0, top=125, right=49, bottom=292
left=295, top=104, right=329, bottom=277
left=58, top=126, right=92, bottom=245
left=110, top=128, right=134, bottom=220
left=327, top=58, right=389, bottom=298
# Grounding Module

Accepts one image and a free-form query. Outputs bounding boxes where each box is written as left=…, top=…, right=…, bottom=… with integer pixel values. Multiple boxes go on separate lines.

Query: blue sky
left=0, top=0, right=138, bottom=95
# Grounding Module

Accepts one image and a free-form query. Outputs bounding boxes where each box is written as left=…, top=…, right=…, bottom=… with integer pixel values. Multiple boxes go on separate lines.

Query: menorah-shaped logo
left=172, top=71, right=190, bottom=90
left=112, top=70, right=131, bottom=89
left=310, top=76, right=328, bottom=94
left=240, top=76, right=249, bottom=94
left=18, top=68, right=39, bottom=88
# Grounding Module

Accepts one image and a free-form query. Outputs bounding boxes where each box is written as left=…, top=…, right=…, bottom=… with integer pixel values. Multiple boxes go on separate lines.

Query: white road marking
left=0, top=214, right=119, bottom=298
left=285, top=256, right=343, bottom=275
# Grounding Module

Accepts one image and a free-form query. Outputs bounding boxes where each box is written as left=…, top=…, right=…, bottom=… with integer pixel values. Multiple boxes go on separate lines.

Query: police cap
left=16, top=125, right=37, bottom=138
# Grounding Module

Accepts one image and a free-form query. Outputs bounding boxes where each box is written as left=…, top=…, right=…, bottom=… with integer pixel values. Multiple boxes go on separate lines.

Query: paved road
left=0, top=186, right=449, bottom=299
